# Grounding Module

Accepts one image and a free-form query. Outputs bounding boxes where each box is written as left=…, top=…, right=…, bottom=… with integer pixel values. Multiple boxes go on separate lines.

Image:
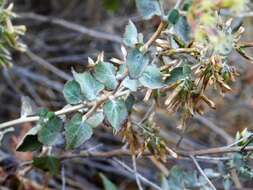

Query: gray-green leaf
left=123, top=20, right=138, bottom=47
left=65, top=113, right=93, bottom=149
left=135, top=0, right=161, bottom=20
left=103, top=99, right=128, bottom=131
left=86, top=112, right=104, bottom=128
left=73, top=70, right=104, bottom=101
left=63, top=80, right=84, bottom=105
left=127, top=48, right=149, bottom=79
left=174, top=16, right=191, bottom=46
left=166, top=66, right=191, bottom=85
left=38, top=115, right=63, bottom=146
left=139, top=64, right=165, bottom=89
left=122, top=77, right=139, bottom=91
left=94, top=61, right=118, bottom=90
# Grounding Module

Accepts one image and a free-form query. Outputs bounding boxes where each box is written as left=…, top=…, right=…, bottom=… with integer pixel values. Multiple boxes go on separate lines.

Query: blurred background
left=0, top=0, right=253, bottom=189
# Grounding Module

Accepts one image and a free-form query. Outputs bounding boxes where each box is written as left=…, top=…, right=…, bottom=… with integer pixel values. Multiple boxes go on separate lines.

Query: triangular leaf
left=164, top=165, right=216, bottom=189
left=16, top=126, right=42, bottom=152
left=123, top=20, right=138, bottom=47
left=99, top=173, right=118, bottom=190
left=86, top=112, right=104, bottom=128
left=73, top=70, right=104, bottom=101
left=65, top=113, right=93, bottom=149
left=122, top=76, right=139, bottom=91
left=166, top=65, right=191, bottom=85
left=63, top=80, right=85, bottom=105
left=103, top=99, right=128, bottom=131
left=139, top=64, right=165, bottom=89
left=94, top=61, right=118, bottom=90
left=127, top=48, right=149, bottom=79
left=174, top=16, right=191, bottom=46
left=135, top=0, right=161, bottom=20
left=38, top=114, right=63, bottom=146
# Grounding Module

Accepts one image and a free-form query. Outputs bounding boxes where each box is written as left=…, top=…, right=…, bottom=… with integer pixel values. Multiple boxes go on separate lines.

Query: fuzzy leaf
left=103, top=99, right=128, bottom=131
left=33, top=156, right=60, bottom=176
left=174, top=16, right=191, bottom=46
left=127, top=48, right=149, bottom=79
left=16, top=126, right=42, bottom=152
left=38, top=115, right=62, bottom=146
left=166, top=66, right=191, bottom=84
left=86, top=112, right=104, bottom=128
left=63, top=80, right=84, bottom=105
left=94, top=61, right=118, bottom=90
left=123, top=20, right=138, bottom=47
left=65, top=113, right=93, bottom=149
left=73, top=70, right=104, bottom=101
left=163, top=165, right=215, bottom=189
left=135, top=0, right=161, bottom=20
left=139, top=64, right=165, bottom=89
left=122, top=77, right=139, bottom=91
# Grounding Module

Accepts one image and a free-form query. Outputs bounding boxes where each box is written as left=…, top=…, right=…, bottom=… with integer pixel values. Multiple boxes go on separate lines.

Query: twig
left=174, top=0, right=184, bottom=9
left=132, top=155, right=144, bottom=190
left=150, top=156, right=169, bottom=176
left=0, top=90, right=129, bottom=130
left=143, top=21, right=166, bottom=51
left=237, top=12, right=253, bottom=18
left=60, top=146, right=253, bottom=160
left=0, top=13, right=165, bottom=129
left=18, top=176, right=53, bottom=190
left=226, top=134, right=253, bottom=148
left=113, top=158, right=163, bottom=190
left=159, top=48, right=199, bottom=56
left=26, top=50, right=72, bottom=81
left=194, top=115, right=234, bottom=144
left=61, top=165, right=66, bottom=190
left=180, top=146, right=253, bottom=156
left=230, top=168, right=242, bottom=189
left=196, top=155, right=231, bottom=161
left=137, top=100, right=155, bottom=125
left=13, top=66, right=64, bottom=92
left=176, top=123, right=190, bottom=148
left=18, top=12, right=122, bottom=43
left=190, top=155, right=217, bottom=190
